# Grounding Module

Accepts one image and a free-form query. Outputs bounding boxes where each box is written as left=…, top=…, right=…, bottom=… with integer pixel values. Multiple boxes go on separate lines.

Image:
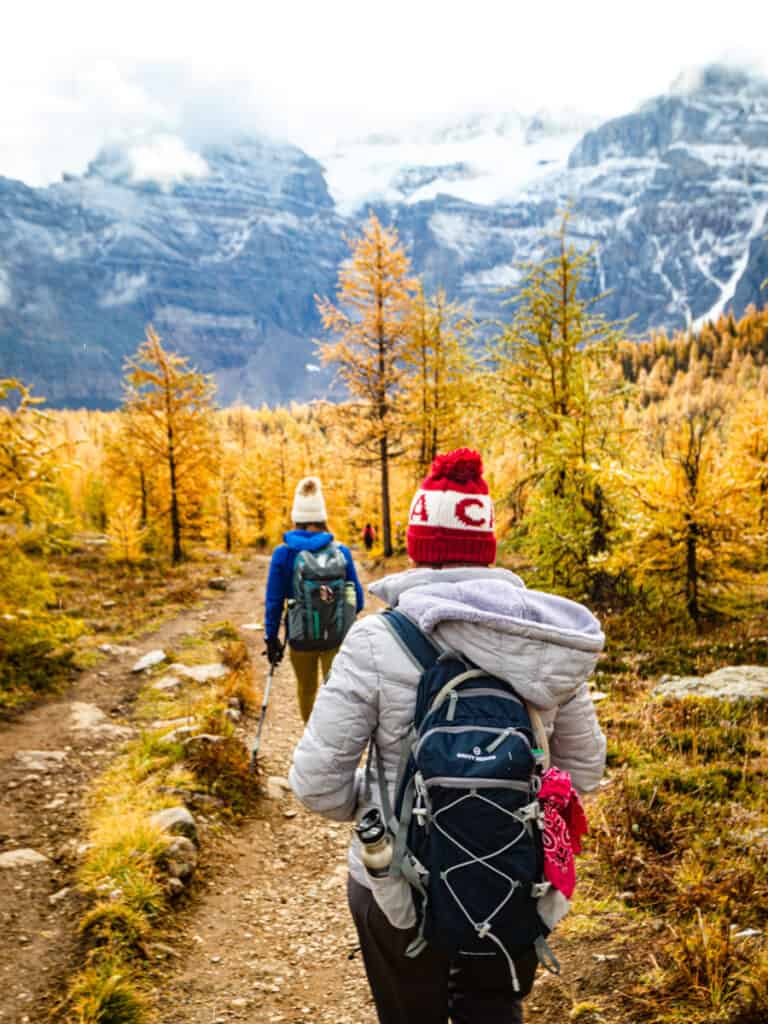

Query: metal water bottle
left=355, top=809, right=393, bottom=878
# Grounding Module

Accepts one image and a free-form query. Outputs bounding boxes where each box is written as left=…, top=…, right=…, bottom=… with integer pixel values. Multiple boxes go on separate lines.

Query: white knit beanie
left=291, top=476, right=328, bottom=524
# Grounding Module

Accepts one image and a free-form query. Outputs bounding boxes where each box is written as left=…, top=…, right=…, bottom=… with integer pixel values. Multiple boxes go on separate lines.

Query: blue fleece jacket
left=264, top=530, right=365, bottom=640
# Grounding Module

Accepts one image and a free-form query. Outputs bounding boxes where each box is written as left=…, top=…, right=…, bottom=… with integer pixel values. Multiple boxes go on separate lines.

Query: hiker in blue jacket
left=264, top=475, right=364, bottom=722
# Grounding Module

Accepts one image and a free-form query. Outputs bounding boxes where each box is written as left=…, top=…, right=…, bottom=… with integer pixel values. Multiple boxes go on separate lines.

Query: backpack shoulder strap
left=369, top=610, right=439, bottom=836
left=381, top=609, right=441, bottom=671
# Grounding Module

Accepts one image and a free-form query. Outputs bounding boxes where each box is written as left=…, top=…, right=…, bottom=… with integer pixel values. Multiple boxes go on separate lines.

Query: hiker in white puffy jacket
left=290, top=448, right=607, bottom=1024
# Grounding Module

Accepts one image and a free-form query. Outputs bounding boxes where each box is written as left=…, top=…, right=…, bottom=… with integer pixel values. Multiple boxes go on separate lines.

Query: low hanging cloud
left=0, top=61, right=272, bottom=187
left=1, top=4, right=767, bottom=189
left=125, top=136, right=209, bottom=186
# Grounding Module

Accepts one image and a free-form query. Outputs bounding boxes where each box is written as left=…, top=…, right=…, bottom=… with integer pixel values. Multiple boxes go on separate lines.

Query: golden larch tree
left=316, top=213, right=416, bottom=556
left=402, top=286, right=476, bottom=477
left=122, top=327, right=218, bottom=562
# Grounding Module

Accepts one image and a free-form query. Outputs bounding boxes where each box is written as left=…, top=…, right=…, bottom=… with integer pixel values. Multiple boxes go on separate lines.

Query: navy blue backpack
left=375, top=609, right=559, bottom=990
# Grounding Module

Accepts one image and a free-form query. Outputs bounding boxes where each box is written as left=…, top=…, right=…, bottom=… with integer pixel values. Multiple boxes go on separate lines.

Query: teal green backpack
left=287, top=543, right=354, bottom=651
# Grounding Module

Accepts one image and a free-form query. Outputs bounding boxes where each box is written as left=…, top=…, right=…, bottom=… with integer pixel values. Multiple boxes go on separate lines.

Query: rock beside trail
left=655, top=665, right=768, bottom=701
left=98, top=643, right=138, bottom=657
left=0, top=848, right=49, bottom=869
left=151, top=805, right=198, bottom=844
left=158, top=725, right=199, bottom=744
left=168, top=662, right=229, bottom=683
left=265, top=776, right=292, bottom=801
left=70, top=702, right=133, bottom=738
left=207, top=577, right=229, bottom=591
left=131, top=649, right=167, bottom=673
left=152, top=674, right=183, bottom=691
left=163, top=836, right=199, bottom=881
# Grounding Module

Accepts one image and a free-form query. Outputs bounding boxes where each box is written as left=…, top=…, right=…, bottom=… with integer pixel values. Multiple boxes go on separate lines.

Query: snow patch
left=315, top=121, right=586, bottom=214
left=100, top=271, right=147, bottom=307
left=0, top=268, right=10, bottom=307
left=127, top=135, right=209, bottom=188
left=463, top=265, right=521, bottom=290
left=693, top=200, right=768, bottom=329
left=155, top=306, right=256, bottom=330
left=429, top=212, right=493, bottom=254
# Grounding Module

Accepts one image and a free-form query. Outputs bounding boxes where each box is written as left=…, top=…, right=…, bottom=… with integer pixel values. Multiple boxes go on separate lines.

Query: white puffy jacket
left=289, top=566, right=606, bottom=918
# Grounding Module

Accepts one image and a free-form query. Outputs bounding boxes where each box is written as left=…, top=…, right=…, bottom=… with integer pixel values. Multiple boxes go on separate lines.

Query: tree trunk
left=224, top=494, right=232, bottom=553
left=380, top=433, right=393, bottom=557
left=139, top=465, right=148, bottom=530
left=685, top=514, right=700, bottom=628
left=166, top=416, right=183, bottom=563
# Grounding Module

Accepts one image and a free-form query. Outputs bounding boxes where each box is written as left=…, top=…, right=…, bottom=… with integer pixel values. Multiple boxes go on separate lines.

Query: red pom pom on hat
left=407, top=447, right=495, bottom=565
left=424, top=448, right=488, bottom=493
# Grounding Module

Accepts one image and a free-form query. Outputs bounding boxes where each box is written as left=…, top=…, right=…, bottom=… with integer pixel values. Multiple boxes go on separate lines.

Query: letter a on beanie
left=407, top=448, right=496, bottom=565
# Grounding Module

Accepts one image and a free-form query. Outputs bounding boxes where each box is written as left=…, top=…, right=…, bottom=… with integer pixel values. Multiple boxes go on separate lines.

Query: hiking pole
left=249, top=617, right=286, bottom=772
left=249, top=662, right=274, bottom=773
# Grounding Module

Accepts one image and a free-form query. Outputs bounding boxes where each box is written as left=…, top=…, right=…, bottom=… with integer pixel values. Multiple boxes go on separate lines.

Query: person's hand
left=264, top=637, right=284, bottom=666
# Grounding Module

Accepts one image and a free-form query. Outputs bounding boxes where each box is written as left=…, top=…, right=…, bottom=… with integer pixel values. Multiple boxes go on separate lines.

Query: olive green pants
left=288, top=646, right=339, bottom=723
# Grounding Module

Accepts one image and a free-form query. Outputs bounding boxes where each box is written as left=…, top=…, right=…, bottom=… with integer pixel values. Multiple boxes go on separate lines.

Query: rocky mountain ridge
left=0, top=63, right=767, bottom=407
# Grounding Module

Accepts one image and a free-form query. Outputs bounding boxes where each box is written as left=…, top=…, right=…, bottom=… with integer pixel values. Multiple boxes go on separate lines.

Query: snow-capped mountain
left=383, top=65, right=768, bottom=332
left=1, top=64, right=767, bottom=407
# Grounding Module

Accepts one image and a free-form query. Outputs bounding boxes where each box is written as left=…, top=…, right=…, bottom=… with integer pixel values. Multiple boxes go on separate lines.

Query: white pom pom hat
left=292, top=476, right=328, bottom=524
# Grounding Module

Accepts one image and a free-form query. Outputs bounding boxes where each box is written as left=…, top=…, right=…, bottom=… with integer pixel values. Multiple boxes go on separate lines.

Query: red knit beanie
left=407, top=448, right=496, bottom=566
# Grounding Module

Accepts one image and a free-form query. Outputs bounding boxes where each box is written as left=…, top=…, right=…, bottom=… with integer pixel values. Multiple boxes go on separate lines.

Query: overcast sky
left=3, top=0, right=767, bottom=186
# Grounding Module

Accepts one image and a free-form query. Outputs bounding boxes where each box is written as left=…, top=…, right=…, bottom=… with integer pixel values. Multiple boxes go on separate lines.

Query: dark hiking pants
left=348, top=875, right=537, bottom=1024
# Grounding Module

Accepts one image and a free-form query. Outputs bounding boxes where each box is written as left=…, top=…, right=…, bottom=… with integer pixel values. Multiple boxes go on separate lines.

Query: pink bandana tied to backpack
left=539, top=767, right=588, bottom=899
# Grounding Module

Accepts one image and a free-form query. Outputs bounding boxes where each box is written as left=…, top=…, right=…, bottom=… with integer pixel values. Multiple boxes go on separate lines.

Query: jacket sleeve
left=289, top=619, right=378, bottom=820
left=264, top=547, right=290, bottom=640
left=548, top=682, right=607, bottom=794
left=341, top=544, right=365, bottom=612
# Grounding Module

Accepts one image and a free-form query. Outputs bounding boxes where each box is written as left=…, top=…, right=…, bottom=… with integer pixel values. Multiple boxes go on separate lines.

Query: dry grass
left=586, top=610, right=768, bottom=1024
left=60, top=957, right=147, bottom=1024
left=58, top=619, right=260, bottom=1022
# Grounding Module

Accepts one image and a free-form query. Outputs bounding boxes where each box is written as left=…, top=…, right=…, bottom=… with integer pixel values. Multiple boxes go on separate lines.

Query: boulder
left=207, top=577, right=229, bottom=591
left=163, top=836, right=198, bottom=880
left=151, top=805, right=198, bottom=844
left=654, top=665, right=768, bottom=702
left=131, top=650, right=167, bottom=673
